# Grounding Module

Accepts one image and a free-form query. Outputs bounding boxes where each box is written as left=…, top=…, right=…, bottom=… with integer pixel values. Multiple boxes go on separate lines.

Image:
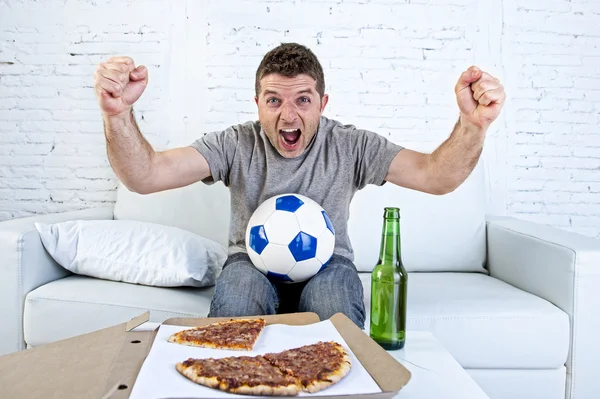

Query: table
left=388, top=331, right=489, bottom=398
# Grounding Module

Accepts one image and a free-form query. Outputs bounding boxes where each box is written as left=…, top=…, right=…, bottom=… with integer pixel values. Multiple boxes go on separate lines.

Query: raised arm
left=94, top=56, right=210, bottom=194
left=385, top=66, right=505, bottom=195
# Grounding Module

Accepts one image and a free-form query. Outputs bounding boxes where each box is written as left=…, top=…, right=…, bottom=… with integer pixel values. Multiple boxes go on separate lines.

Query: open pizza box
left=0, top=312, right=411, bottom=399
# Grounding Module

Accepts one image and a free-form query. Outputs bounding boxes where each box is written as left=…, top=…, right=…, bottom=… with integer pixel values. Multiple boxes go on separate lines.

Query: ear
left=320, top=94, right=329, bottom=113
left=254, top=96, right=259, bottom=105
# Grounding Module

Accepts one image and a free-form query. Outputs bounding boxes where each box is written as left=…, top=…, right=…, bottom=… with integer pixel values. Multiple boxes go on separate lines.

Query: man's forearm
left=428, top=116, right=486, bottom=194
left=103, top=109, right=155, bottom=193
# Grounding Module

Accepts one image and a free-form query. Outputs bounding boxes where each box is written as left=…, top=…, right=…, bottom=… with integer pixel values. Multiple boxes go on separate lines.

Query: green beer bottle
left=370, top=207, right=408, bottom=350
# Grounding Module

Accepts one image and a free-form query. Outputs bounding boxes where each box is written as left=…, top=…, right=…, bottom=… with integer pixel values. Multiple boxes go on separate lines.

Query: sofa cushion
left=26, top=271, right=569, bottom=370
left=360, top=272, right=570, bottom=369
left=24, top=275, right=214, bottom=347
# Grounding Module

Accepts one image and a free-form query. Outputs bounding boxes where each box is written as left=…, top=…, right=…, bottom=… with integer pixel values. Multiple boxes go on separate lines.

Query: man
left=94, top=43, right=505, bottom=328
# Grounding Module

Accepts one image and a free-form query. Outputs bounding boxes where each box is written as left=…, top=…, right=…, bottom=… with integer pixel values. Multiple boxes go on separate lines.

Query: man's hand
left=455, top=66, right=505, bottom=131
left=385, top=66, right=506, bottom=195
left=94, top=56, right=148, bottom=117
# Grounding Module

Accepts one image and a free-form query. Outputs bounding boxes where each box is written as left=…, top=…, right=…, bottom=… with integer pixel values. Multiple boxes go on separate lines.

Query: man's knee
left=209, top=254, right=277, bottom=317
left=299, top=256, right=366, bottom=328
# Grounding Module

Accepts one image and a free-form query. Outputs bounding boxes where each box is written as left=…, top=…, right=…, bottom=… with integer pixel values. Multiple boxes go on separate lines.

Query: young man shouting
left=94, top=43, right=505, bottom=328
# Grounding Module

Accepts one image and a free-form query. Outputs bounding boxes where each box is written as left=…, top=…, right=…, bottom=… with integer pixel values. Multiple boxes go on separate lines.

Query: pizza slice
left=168, top=318, right=266, bottom=351
left=176, top=355, right=301, bottom=396
left=264, top=341, right=352, bottom=393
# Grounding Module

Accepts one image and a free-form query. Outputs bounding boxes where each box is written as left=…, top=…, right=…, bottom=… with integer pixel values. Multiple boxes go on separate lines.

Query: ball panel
left=264, top=211, right=301, bottom=245
left=288, top=258, right=323, bottom=282
left=316, top=229, right=335, bottom=264
left=294, top=201, right=326, bottom=238
left=249, top=199, right=277, bottom=225
left=248, top=225, right=269, bottom=255
left=288, top=232, right=317, bottom=262
left=248, top=249, right=268, bottom=274
left=266, top=271, right=294, bottom=282
left=275, top=194, right=304, bottom=213
left=259, top=243, right=297, bottom=275
left=322, top=210, right=335, bottom=234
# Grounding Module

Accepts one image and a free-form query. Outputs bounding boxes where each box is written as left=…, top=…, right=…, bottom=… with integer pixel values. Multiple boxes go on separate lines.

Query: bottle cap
left=383, top=207, right=400, bottom=219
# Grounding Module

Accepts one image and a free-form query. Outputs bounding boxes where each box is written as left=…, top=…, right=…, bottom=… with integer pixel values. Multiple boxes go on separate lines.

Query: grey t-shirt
left=190, top=116, right=403, bottom=262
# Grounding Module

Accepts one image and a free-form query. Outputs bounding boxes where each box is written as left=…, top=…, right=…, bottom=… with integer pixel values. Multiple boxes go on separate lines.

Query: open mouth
left=279, top=128, right=302, bottom=150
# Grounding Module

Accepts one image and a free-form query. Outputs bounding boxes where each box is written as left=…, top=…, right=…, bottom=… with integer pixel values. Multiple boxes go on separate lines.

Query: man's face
left=255, top=73, right=329, bottom=158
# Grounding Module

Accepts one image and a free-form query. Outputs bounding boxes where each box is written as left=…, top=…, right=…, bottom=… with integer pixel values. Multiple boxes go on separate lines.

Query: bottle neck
left=378, top=209, right=402, bottom=265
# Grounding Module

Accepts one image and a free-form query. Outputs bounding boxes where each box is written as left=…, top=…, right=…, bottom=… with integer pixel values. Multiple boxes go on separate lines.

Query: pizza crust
left=176, top=362, right=220, bottom=389
left=167, top=337, right=251, bottom=351
left=229, top=383, right=301, bottom=396
left=303, top=344, right=352, bottom=393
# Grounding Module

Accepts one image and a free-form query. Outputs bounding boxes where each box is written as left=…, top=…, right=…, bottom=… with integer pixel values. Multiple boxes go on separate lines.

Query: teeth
left=281, top=129, right=299, bottom=132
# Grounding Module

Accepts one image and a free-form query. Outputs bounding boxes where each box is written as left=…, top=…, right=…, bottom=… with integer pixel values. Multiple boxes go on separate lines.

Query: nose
left=280, top=102, right=298, bottom=124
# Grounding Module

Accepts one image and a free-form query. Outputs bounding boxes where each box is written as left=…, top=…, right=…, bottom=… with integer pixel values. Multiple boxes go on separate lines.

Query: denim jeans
left=208, top=252, right=366, bottom=328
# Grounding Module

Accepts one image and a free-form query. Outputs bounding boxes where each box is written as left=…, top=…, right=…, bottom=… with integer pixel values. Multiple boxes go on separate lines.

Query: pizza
left=168, top=318, right=266, bottom=351
left=175, top=341, right=352, bottom=396
left=176, top=355, right=301, bottom=396
left=264, top=341, right=352, bottom=393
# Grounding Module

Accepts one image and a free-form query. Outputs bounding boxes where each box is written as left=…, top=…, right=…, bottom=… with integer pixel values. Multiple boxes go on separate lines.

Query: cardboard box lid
left=0, top=312, right=410, bottom=399
left=0, top=312, right=150, bottom=399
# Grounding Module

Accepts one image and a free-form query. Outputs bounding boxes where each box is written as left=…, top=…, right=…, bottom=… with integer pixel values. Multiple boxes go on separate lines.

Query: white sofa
left=1, top=162, right=599, bottom=399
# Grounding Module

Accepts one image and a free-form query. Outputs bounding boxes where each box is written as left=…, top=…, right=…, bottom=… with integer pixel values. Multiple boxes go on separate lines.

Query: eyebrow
left=296, top=89, right=315, bottom=95
left=263, top=88, right=315, bottom=97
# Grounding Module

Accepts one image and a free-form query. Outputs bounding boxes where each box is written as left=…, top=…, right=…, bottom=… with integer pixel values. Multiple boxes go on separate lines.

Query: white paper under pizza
left=129, top=320, right=382, bottom=399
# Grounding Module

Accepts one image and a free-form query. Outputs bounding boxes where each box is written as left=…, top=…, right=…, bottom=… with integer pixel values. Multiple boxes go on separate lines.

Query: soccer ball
left=245, top=193, right=335, bottom=283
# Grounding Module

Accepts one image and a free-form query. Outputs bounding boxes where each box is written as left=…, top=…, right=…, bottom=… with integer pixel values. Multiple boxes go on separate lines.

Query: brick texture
left=1, top=0, right=599, bottom=240
left=0, top=0, right=171, bottom=218
left=503, top=0, right=600, bottom=238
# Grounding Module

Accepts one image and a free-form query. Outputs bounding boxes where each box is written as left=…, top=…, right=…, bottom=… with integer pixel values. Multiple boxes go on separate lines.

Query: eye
left=267, top=98, right=280, bottom=104
left=298, top=97, right=310, bottom=103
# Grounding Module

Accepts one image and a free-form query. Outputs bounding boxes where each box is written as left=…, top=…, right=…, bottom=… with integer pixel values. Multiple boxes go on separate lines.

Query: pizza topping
left=265, top=342, right=349, bottom=387
left=168, top=318, right=266, bottom=350
left=178, top=356, right=300, bottom=389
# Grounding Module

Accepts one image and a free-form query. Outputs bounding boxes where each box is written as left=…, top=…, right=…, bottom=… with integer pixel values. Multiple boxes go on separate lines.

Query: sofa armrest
left=0, top=206, right=114, bottom=356
left=486, top=215, right=600, bottom=399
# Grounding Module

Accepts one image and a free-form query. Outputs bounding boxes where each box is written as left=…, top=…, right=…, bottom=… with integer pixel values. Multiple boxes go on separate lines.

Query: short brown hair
left=255, top=43, right=325, bottom=98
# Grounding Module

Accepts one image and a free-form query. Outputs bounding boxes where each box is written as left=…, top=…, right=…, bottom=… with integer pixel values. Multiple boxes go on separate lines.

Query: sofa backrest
left=114, top=161, right=486, bottom=273
left=348, top=161, right=486, bottom=273
left=114, top=180, right=231, bottom=250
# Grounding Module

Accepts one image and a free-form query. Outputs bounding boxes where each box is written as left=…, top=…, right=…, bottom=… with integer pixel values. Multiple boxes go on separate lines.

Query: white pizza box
left=0, top=312, right=411, bottom=399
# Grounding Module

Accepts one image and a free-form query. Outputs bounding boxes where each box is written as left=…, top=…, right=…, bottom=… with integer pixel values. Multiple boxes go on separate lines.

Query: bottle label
left=370, top=279, right=406, bottom=346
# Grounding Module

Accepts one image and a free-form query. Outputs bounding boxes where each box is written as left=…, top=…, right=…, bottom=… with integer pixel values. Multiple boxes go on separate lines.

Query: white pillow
left=34, top=219, right=227, bottom=288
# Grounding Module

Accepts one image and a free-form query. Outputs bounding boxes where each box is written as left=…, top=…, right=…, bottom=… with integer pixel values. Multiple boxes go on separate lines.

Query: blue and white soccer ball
left=245, top=193, right=335, bottom=283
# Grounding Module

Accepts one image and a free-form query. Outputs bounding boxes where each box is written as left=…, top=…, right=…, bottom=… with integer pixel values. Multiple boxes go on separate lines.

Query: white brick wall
left=1, top=0, right=599, bottom=240
left=0, top=0, right=173, bottom=219
left=502, top=0, right=600, bottom=238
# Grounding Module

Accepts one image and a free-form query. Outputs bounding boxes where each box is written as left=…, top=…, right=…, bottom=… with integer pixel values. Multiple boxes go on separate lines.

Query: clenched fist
left=455, top=66, right=505, bottom=131
left=94, top=56, right=148, bottom=117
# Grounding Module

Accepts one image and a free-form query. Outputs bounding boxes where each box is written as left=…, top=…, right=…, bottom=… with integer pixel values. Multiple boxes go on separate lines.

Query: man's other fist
left=94, top=56, right=148, bottom=117
left=455, top=66, right=506, bottom=131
